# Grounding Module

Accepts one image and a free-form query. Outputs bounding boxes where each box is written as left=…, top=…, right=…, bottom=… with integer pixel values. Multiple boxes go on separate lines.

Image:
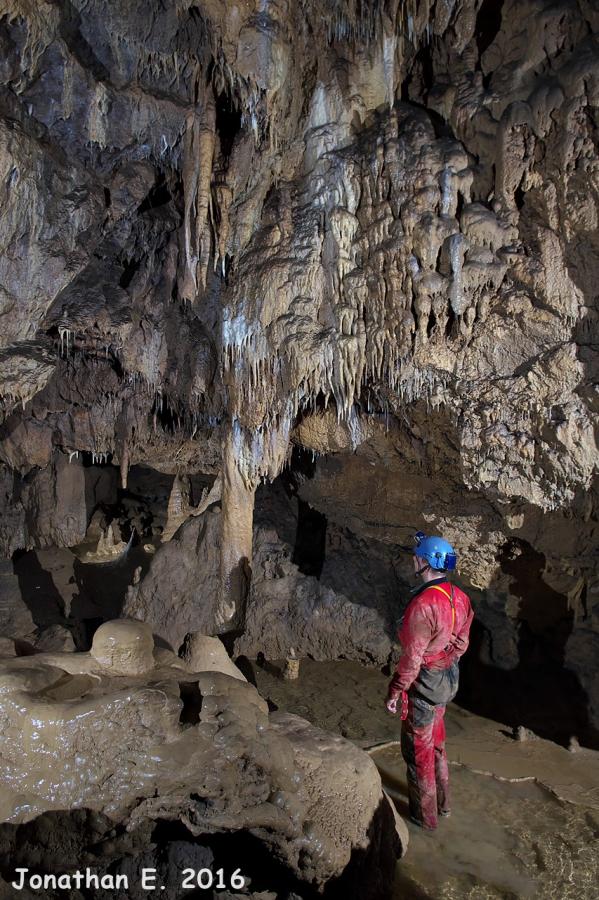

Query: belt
left=422, top=647, right=456, bottom=667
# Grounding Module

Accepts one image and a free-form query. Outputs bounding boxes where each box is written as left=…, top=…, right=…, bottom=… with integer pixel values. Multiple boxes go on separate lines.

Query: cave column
left=217, top=425, right=256, bottom=631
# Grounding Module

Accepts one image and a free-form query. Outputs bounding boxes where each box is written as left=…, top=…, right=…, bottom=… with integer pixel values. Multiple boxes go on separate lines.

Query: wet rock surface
left=0, top=623, right=404, bottom=898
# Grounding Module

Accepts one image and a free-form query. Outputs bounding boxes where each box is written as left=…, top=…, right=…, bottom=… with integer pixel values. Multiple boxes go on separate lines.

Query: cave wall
left=0, top=1, right=598, bottom=739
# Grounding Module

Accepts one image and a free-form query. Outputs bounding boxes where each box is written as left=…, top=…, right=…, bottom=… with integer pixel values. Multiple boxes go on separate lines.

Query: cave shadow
left=257, top=427, right=596, bottom=747
left=324, top=793, right=402, bottom=900
left=12, top=548, right=64, bottom=628
left=233, top=653, right=259, bottom=685
left=254, top=651, right=284, bottom=678
left=155, top=807, right=399, bottom=900
left=379, top=785, right=411, bottom=825
left=0, top=804, right=402, bottom=900
left=279, top=446, right=328, bottom=578
left=178, top=681, right=203, bottom=726
left=68, top=540, right=150, bottom=649
left=457, top=537, right=599, bottom=749
left=293, top=497, right=327, bottom=578
left=69, top=557, right=126, bottom=649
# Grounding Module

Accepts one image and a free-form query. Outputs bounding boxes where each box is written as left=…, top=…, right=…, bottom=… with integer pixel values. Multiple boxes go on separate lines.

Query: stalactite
left=120, top=441, right=129, bottom=489
left=181, top=91, right=216, bottom=301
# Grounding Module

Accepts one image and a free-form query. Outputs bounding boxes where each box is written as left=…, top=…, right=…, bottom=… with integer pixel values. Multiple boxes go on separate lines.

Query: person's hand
left=387, top=692, right=409, bottom=719
left=400, top=690, right=409, bottom=720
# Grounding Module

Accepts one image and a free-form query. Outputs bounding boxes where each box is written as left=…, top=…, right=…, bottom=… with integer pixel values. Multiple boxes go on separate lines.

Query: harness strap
left=427, top=584, right=455, bottom=631
left=421, top=584, right=457, bottom=667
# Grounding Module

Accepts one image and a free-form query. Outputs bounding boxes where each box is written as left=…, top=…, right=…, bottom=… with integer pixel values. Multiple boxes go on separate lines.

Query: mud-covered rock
left=125, top=506, right=395, bottom=664
left=237, top=526, right=395, bottom=665
left=0, top=625, right=405, bottom=896
left=181, top=633, right=246, bottom=681
left=123, top=509, right=221, bottom=651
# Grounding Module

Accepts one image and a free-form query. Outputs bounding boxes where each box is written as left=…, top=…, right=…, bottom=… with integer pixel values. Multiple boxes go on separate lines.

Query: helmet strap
left=415, top=563, right=430, bottom=576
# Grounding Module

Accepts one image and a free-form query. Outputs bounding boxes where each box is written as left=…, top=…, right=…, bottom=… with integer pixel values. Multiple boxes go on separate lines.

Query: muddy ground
left=248, top=658, right=599, bottom=899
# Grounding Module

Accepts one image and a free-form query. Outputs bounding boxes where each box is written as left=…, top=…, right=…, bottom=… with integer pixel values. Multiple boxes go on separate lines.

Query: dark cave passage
left=292, top=498, right=328, bottom=579
left=457, top=538, right=599, bottom=749
left=214, top=90, right=243, bottom=162
left=475, top=0, right=504, bottom=57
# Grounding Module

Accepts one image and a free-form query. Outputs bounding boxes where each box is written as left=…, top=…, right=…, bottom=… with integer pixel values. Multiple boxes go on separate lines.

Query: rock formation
left=0, top=0, right=597, bottom=748
left=0, top=620, right=405, bottom=898
left=124, top=498, right=399, bottom=664
left=0, top=3, right=598, bottom=895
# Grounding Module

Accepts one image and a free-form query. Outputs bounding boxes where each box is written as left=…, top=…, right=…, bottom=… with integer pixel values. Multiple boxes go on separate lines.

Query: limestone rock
left=0, top=562, right=35, bottom=641
left=126, top=506, right=395, bottom=665
left=34, top=624, right=75, bottom=653
left=161, top=474, right=192, bottom=542
left=0, top=0, right=597, bottom=752
left=123, top=509, right=221, bottom=652
left=236, top=526, right=395, bottom=665
left=181, top=633, right=246, bottom=681
left=269, top=711, right=403, bottom=895
left=0, top=638, right=16, bottom=658
left=0, top=452, right=118, bottom=556
left=105, top=842, right=215, bottom=900
left=83, top=522, right=130, bottom=563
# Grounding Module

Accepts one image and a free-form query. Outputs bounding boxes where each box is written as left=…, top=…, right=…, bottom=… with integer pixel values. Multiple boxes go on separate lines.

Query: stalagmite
left=84, top=523, right=130, bottom=562
left=119, top=441, right=129, bottom=490
left=218, top=425, right=256, bottom=630
left=162, top=473, right=192, bottom=542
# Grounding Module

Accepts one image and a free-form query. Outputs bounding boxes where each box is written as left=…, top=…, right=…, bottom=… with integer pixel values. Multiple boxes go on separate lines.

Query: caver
left=386, top=532, right=474, bottom=831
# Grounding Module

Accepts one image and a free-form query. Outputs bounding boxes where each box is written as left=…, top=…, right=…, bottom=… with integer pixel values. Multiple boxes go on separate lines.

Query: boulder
left=125, top=509, right=394, bottom=664
left=34, top=624, right=75, bottom=653
left=181, top=633, right=246, bottom=681
left=0, top=638, right=16, bottom=658
left=236, top=527, right=395, bottom=665
left=123, top=510, right=221, bottom=652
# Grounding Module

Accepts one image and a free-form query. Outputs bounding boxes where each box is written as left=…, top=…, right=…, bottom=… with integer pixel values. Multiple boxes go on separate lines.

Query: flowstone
left=0, top=620, right=405, bottom=897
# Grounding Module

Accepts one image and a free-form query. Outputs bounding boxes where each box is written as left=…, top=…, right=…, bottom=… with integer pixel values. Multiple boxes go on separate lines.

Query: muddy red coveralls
left=387, top=577, right=473, bottom=829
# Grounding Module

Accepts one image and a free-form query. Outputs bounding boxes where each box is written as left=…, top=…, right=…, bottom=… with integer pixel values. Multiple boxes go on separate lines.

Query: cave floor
left=249, top=658, right=599, bottom=899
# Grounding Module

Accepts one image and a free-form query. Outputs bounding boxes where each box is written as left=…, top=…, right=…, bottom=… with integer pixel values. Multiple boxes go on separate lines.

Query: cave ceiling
left=0, top=0, right=597, bottom=563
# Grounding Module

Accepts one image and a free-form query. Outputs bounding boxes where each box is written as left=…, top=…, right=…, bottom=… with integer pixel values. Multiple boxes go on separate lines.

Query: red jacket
left=388, top=579, right=473, bottom=700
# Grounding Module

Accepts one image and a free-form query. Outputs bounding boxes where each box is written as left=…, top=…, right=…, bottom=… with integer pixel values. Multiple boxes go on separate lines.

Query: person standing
left=386, top=533, right=473, bottom=830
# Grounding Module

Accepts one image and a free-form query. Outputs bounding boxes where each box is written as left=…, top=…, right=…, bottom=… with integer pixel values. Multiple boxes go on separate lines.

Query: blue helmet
left=414, top=532, right=457, bottom=571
